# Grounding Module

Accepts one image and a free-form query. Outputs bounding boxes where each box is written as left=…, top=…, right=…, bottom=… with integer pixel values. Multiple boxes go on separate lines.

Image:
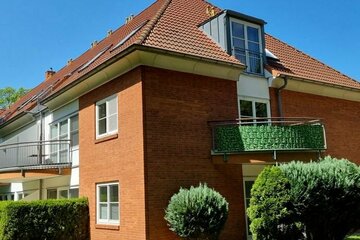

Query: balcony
left=0, top=140, right=72, bottom=172
left=209, top=118, right=326, bottom=155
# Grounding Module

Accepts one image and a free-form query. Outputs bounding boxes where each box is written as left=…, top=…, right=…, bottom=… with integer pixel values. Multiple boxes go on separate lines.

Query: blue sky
left=0, top=0, right=359, bottom=89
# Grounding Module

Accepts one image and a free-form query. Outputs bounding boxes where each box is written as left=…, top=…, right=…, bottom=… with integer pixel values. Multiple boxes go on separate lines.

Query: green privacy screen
left=213, top=124, right=326, bottom=153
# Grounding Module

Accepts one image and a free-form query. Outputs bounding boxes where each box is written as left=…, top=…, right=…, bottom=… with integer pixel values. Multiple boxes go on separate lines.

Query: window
left=0, top=193, right=14, bottom=201
left=96, top=95, right=118, bottom=138
left=69, top=188, right=79, bottom=198
left=17, top=192, right=29, bottom=201
left=59, top=189, right=69, bottom=199
left=50, top=115, right=79, bottom=163
left=244, top=179, right=255, bottom=240
left=231, top=20, right=263, bottom=74
left=46, top=187, right=78, bottom=200
left=97, top=182, right=119, bottom=225
left=239, top=99, right=269, bottom=124
left=47, top=189, right=57, bottom=199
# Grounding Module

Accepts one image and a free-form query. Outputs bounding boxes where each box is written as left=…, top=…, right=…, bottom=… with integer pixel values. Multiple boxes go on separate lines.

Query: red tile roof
left=265, top=34, right=360, bottom=90
left=1, top=0, right=359, bottom=125
left=0, top=0, right=241, bottom=124
left=142, top=0, right=240, bottom=63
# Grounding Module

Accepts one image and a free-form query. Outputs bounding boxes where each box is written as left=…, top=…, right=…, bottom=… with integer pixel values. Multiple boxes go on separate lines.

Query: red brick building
left=0, top=0, right=359, bottom=239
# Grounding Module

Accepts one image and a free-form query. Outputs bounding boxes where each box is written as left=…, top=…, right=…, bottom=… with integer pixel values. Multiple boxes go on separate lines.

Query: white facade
left=0, top=100, right=79, bottom=201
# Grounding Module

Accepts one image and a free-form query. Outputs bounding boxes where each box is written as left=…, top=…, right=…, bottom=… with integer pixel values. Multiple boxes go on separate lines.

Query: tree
left=248, top=157, right=360, bottom=240
left=165, top=183, right=229, bottom=240
left=0, top=87, right=30, bottom=109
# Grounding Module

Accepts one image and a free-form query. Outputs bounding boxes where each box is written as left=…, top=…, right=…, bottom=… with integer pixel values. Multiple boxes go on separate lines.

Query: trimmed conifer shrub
left=280, top=156, right=360, bottom=240
left=164, top=183, right=228, bottom=240
left=248, top=156, right=360, bottom=240
left=247, top=166, right=304, bottom=240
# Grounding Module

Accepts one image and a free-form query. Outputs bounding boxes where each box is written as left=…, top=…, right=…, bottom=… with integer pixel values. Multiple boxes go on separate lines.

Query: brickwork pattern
left=270, top=88, right=360, bottom=163
left=79, top=68, right=146, bottom=240
left=142, top=67, right=246, bottom=240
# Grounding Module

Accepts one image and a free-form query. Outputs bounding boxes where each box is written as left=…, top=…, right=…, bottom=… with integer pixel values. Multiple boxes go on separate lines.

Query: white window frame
left=243, top=177, right=256, bottom=240
left=95, top=95, right=118, bottom=139
left=230, top=18, right=263, bottom=75
left=58, top=187, right=70, bottom=199
left=49, top=114, right=79, bottom=164
left=96, top=182, right=120, bottom=225
left=238, top=96, right=270, bottom=123
left=45, top=187, right=78, bottom=200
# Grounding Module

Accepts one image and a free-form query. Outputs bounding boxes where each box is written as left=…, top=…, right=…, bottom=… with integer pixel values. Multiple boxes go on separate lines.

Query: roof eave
left=275, top=72, right=360, bottom=92
left=41, top=44, right=245, bottom=108
left=225, top=10, right=267, bottom=25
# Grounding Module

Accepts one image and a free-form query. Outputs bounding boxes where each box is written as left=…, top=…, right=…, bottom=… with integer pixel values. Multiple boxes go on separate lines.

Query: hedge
left=0, top=198, right=89, bottom=240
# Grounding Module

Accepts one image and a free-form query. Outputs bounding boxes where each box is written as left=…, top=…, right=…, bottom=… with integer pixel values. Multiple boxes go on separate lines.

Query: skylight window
left=17, top=94, right=38, bottom=111
left=111, top=20, right=149, bottom=52
left=78, top=44, right=113, bottom=73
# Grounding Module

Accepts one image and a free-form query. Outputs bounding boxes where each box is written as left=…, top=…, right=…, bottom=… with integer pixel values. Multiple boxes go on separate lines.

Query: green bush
left=247, top=166, right=304, bottom=240
left=164, top=183, right=228, bottom=240
left=280, top=156, right=360, bottom=240
left=249, top=156, right=360, bottom=240
left=0, top=198, right=89, bottom=240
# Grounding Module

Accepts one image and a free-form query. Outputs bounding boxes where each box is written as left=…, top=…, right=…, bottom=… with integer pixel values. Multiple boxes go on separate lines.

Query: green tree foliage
left=248, top=156, right=360, bottom=240
left=280, top=157, right=360, bottom=240
left=0, top=87, right=30, bottom=109
left=247, top=167, right=304, bottom=240
left=164, top=183, right=229, bottom=240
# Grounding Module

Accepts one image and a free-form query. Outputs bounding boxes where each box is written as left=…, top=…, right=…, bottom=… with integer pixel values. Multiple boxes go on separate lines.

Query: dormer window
left=230, top=19, right=263, bottom=74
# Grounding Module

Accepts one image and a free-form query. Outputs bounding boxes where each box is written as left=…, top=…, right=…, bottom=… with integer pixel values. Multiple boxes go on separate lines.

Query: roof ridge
left=266, top=33, right=360, bottom=85
left=135, top=0, right=173, bottom=45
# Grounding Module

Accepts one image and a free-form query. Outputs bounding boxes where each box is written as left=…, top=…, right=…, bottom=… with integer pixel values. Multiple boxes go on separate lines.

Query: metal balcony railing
left=0, top=140, right=71, bottom=171
left=209, top=117, right=327, bottom=153
left=233, top=47, right=264, bottom=74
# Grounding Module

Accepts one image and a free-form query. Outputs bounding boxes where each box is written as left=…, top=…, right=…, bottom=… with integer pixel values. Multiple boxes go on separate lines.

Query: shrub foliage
left=248, top=156, right=360, bottom=240
left=247, top=166, right=304, bottom=240
left=0, top=198, right=89, bottom=240
left=280, top=156, right=360, bottom=240
left=164, top=183, right=228, bottom=240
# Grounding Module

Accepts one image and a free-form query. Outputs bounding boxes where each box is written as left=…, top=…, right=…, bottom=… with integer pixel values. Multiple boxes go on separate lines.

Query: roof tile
left=1, top=0, right=359, bottom=125
left=265, top=34, right=360, bottom=89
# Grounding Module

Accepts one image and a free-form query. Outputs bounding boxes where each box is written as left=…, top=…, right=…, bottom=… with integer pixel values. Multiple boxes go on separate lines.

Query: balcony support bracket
left=273, top=150, right=277, bottom=160
left=223, top=153, right=228, bottom=162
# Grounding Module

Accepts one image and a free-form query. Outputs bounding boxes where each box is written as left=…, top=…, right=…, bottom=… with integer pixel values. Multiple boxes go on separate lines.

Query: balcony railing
left=233, top=47, right=263, bottom=75
left=0, top=140, right=71, bottom=170
left=209, top=117, right=326, bottom=153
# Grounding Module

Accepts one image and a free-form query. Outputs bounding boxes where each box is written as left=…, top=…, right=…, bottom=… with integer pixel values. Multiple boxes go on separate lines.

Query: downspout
left=276, top=76, right=288, bottom=118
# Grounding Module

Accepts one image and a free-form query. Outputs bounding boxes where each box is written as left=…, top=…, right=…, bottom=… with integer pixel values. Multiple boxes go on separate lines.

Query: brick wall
left=270, top=88, right=360, bottom=163
left=142, top=67, right=247, bottom=240
left=79, top=68, right=146, bottom=240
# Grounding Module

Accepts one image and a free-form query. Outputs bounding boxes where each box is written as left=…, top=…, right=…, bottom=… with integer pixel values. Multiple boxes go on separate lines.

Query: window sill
left=95, top=224, right=119, bottom=230
left=95, top=134, right=118, bottom=144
